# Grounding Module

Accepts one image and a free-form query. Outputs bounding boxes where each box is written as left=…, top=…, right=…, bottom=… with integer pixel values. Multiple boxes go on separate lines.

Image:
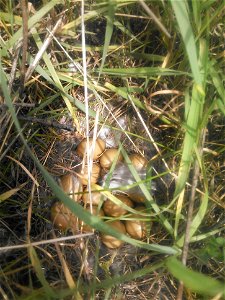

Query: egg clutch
left=51, top=137, right=152, bottom=249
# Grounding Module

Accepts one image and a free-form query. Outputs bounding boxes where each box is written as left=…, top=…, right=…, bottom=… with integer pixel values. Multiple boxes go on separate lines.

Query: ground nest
left=0, top=105, right=177, bottom=299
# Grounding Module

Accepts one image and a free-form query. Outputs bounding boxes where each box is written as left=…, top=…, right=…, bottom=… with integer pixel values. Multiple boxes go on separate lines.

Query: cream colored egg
left=82, top=187, right=105, bottom=206
left=51, top=202, right=78, bottom=231
left=79, top=206, right=105, bottom=233
left=77, top=138, right=106, bottom=160
left=59, top=174, right=83, bottom=202
left=77, top=163, right=101, bottom=185
left=129, top=154, right=148, bottom=170
left=100, top=148, right=123, bottom=169
left=101, top=220, right=126, bottom=249
left=103, top=194, right=134, bottom=217
left=125, top=206, right=149, bottom=239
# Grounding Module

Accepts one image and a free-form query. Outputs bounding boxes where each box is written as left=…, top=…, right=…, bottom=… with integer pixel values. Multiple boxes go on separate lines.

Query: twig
left=138, top=0, right=171, bottom=38
left=176, top=129, right=206, bottom=300
left=25, top=18, right=63, bottom=82
left=18, top=115, right=77, bottom=132
left=0, top=103, right=36, bottom=109
left=0, top=233, right=93, bottom=252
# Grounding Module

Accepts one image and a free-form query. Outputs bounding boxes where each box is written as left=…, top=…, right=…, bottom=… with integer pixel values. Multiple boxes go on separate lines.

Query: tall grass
left=0, top=0, right=224, bottom=299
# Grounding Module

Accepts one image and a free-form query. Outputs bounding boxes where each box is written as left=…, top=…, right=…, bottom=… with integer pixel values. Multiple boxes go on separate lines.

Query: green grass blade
left=176, top=191, right=209, bottom=247
left=176, top=140, right=209, bottom=247
left=209, top=60, right=225, bottom=105
left=166, top=257, right=225, bottom=297
left=100, top=67, right=189, bottom=77
left=113, top=20, right=140, bottom=42
left=0, top=12, right=22, bottom=25
left=170, top=0, right=201, bottom=83
left=216, top=98, right=225, bottom=116
left=87, top=261, right=164, bottom=292
left=62, top=7, right=108, bottom=31
left=99, top=0, right=116, bottom=77
left=174, top=38, right=208, bottom=238
left=190, top=228, right=225, bottom=243
left=105, top=82, right=145, bottom=109
left=28, top=246, right=57, bottom=298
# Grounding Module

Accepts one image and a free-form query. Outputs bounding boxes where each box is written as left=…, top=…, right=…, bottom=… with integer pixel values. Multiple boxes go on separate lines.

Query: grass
left=0, top=0, right=224, bottom=299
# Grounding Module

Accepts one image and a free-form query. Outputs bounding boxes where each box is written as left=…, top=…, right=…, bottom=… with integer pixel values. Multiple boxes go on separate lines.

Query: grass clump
left=0, top=1, right=224, bottom=299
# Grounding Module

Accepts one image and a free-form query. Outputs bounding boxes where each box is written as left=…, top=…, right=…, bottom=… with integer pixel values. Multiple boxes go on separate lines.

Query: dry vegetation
left=0, top=1, right=224, bottom=300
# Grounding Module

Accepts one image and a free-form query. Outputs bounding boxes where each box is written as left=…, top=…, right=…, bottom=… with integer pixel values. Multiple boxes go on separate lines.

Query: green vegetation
left=0, top=0, right=224, bottom=299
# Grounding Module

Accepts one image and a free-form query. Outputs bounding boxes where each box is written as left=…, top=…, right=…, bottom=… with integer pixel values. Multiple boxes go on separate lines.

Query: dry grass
left=0, top=1, right=224, bottom=299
